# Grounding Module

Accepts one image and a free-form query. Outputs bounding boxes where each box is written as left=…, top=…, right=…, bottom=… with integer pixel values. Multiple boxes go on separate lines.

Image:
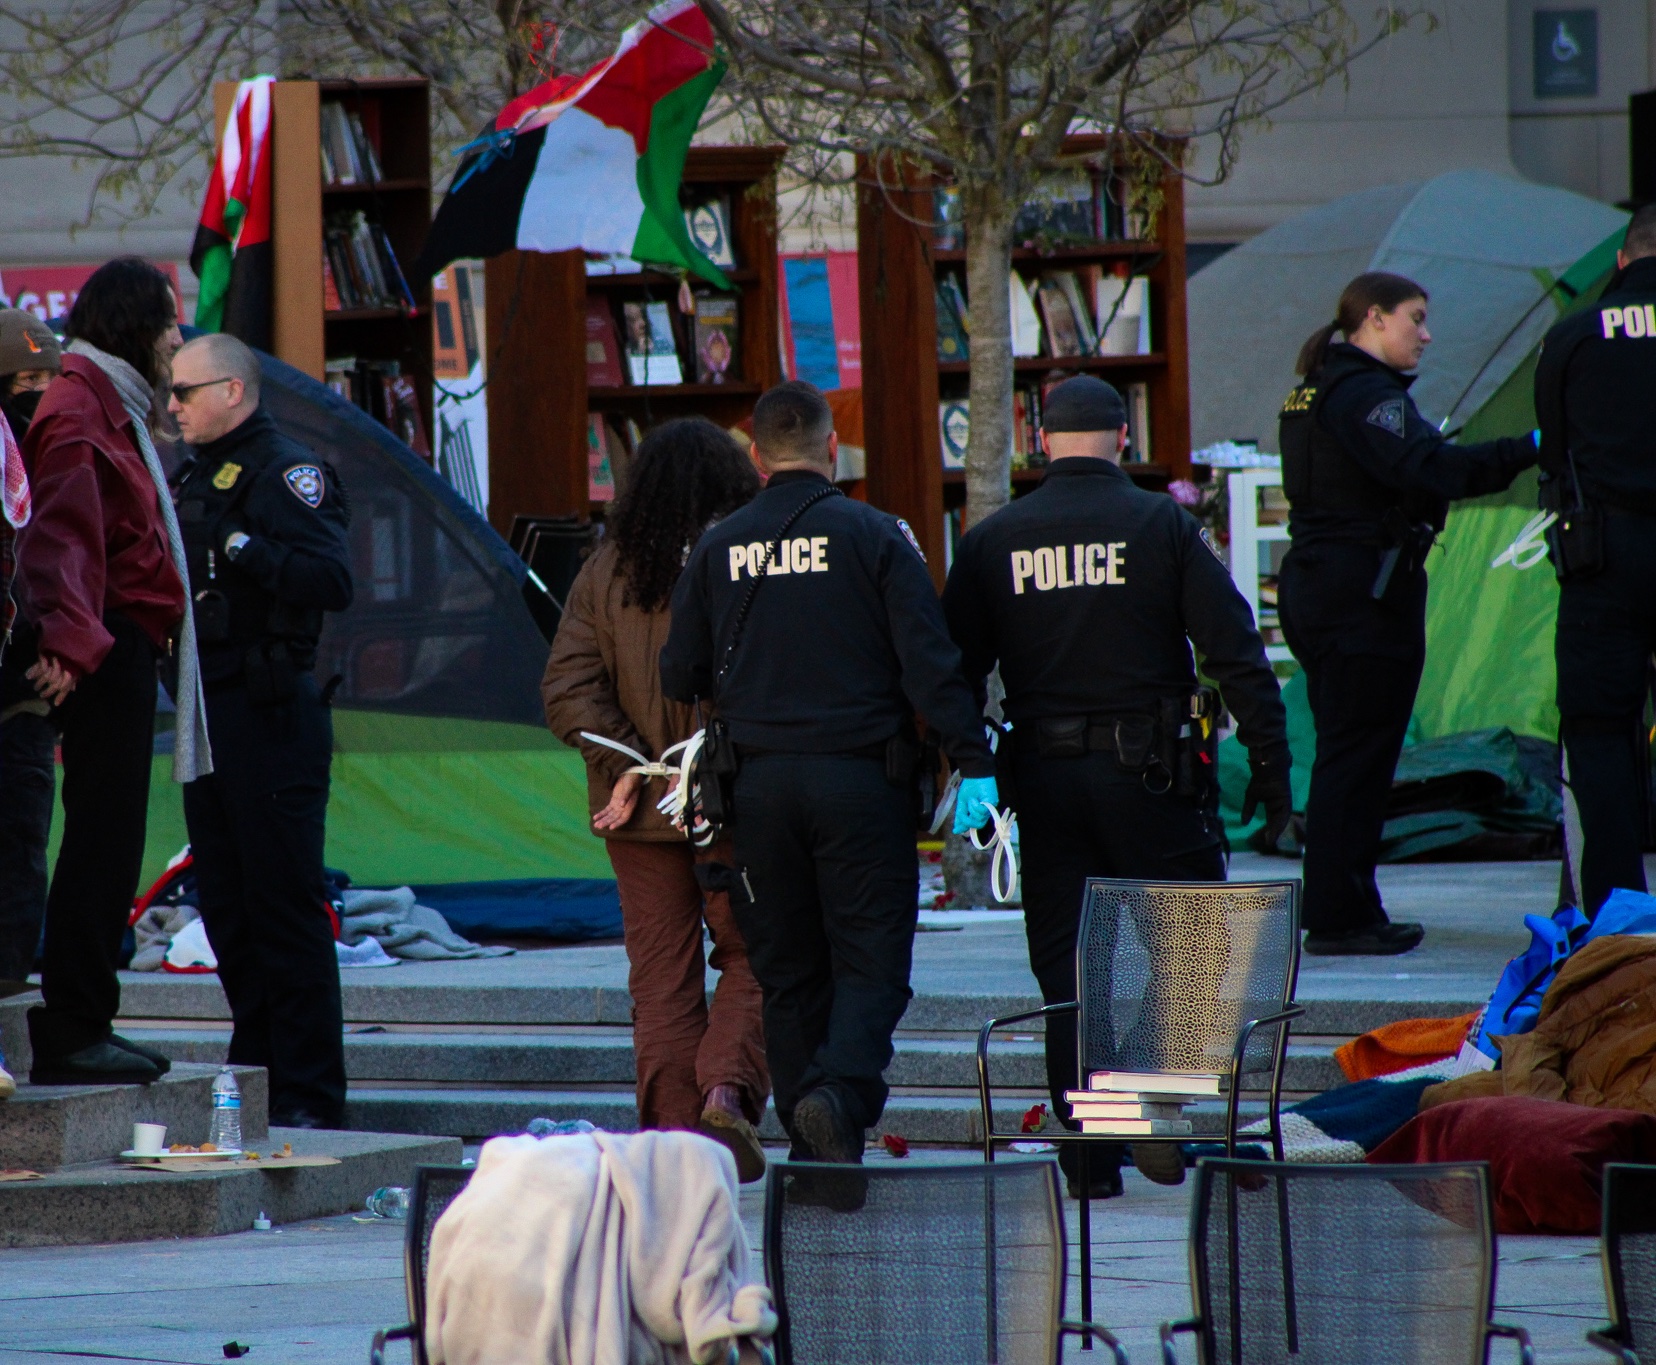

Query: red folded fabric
left=1368, top=1095, right=1656, bottom=1234
left=1335, top=1012, right=1479, bottom=1081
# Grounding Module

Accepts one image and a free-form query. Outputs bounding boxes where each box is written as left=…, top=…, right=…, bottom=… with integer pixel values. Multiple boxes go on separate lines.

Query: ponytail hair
left=1295, top=271, right=1428, bottom=376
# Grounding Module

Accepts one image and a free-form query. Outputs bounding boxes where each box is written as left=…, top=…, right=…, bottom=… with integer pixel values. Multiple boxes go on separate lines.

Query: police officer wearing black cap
left=1534, top=205, right=1656, bottom=918
left=168, top=332, right=353, bottom=1127
left=1279, top=273, right=1537, bottom=956
left=943, top=375, right=1291, bottom=1197
left=660, top=380, right=995, bottom=1168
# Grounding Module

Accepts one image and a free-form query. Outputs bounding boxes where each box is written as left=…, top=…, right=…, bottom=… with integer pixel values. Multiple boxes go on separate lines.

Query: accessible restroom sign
left=1534, top=9, right=1598, bottom=98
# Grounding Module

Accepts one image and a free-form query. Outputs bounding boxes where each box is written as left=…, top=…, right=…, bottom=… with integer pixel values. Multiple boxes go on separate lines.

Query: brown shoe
left=699, top=1087, right=767, bottom=1183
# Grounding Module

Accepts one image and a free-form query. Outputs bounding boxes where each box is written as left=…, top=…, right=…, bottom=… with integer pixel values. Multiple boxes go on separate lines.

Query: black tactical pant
left=28, top=611, right=157, bottom=1061
left=185, top=672, right=345, bottom=1124
left=1556, top=512, right=1656, bottom=917
left=1015, top=747, right=1225, bottom=1177
left=0, top=708, right=53, bottom=985
left=1279, top=545, right=1425, bottom=937
left=729, top=752, right=917, bottom=1139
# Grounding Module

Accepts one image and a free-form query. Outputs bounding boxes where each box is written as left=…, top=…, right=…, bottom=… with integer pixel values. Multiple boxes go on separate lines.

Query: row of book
left=320, top=100, right=385, bottom=186
left=935, top=171, right=1149, bottom=250
left=1062, top=1070, right=1222, bottom=1137
left=587, top=412, right=645, bottom=503
left=936, top=269, right=1151, bottom=363
left=324, top=210, right=416, bottom=313
left=325, top=356, right=429, bottom=457
left=940, top=381, right=1153, bottom=470
left=585, top=294, right=741, bottom=388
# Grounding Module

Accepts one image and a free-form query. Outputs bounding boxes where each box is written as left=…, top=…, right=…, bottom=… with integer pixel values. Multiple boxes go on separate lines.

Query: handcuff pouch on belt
left=1540, top=463, right=1604, bottom=583
left=1031, top=688, right=1222, bottom=799
left=1371, top=507, right=1436, bottom=605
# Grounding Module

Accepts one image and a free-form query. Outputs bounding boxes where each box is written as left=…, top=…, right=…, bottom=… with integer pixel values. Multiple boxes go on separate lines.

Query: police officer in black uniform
left=942, top=376, right=1291, bottom=1196
left=168, top=332, right=353, bottom=1126
left=1534, top=205, right=1656, bottom=917
left=660, top=381, right=995, bottom=1167
left=1278, top=273, right=1537, bottom=955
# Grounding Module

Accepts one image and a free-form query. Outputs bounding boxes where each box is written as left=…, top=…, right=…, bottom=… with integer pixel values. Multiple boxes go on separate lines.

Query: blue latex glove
left=1531, top=428, right=1541, bottom=447
left=952, top=775, right=1000, bottom=835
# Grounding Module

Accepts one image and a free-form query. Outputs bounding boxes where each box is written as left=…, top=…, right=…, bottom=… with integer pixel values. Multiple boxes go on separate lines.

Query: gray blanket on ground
left=340, top=887, right=514, bottom=960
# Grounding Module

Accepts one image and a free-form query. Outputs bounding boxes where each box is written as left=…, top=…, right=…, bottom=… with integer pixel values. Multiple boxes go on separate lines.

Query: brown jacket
left=541, top=540, right=697, bottom=842
left=1423, top=934, right=1656, bottom=1114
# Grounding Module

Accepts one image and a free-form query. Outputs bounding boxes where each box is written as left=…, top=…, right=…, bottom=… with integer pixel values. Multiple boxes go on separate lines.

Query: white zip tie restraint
left=969, top=806, right=1020, bottom=905
left=1491, top=511, right=1557, bottom=571
left=579, top=730, right=713, bottom=845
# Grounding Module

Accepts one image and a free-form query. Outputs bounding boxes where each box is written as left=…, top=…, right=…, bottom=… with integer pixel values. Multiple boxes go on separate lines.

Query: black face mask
left=4, top=387, right=43, bottom=432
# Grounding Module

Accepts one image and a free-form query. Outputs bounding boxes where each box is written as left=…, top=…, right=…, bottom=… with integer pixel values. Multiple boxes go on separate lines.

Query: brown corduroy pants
left=606, top=839, right=769, bottom=1130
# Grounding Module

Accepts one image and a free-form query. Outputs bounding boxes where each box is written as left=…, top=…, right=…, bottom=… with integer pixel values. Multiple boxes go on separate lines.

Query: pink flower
left=1168, top=479, right=1202, bottom=508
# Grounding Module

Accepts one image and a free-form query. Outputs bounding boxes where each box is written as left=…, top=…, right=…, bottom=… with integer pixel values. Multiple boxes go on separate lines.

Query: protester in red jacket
left=13, top=258, right=190, bottom=1085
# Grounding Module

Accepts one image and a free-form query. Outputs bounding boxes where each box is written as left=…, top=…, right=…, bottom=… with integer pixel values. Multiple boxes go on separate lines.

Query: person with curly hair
left=542, top=416, right=769, bottom=1179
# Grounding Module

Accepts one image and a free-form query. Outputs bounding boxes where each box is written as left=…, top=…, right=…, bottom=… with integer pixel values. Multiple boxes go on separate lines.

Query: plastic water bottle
left=365, top=1186, right=409, bottom=1219
left=526, top=1117, right=596, bottom=1137
left=209, top=1067, right=242, bottom=1151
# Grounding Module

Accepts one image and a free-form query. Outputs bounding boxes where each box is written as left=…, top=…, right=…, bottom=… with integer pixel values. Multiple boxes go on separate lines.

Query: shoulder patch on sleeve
left=1280, top=384, right=1316, bottom=416
left=895, top=517, right=926, bottom=563
left=283, top=464, right=325, bottom=508
left=1200, top=527, right=1225, bottom=562
left=1365, top=397, right=1406, bottom=437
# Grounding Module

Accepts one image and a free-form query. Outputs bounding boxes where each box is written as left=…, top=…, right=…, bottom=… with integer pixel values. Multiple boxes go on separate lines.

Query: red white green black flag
left=190, top=76, right=275, bottom=349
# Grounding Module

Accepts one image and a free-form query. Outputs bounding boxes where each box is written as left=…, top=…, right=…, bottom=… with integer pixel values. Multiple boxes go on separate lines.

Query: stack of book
left=324, top=210, right=415, bottom=313
left=1064, top=1070, right=1220, bottom=1136
left=320, top=101, right=385, bottom=185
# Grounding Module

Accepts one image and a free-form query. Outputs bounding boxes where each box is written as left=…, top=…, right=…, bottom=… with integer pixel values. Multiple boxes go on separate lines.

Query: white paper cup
left=133, top=1122, right=167, bottom=1155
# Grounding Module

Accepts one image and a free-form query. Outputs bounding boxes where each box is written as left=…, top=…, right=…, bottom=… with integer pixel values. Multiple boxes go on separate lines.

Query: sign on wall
left=1534, top=8, right=1599, bottom=98
left=0, top=263, right=183, bottom=323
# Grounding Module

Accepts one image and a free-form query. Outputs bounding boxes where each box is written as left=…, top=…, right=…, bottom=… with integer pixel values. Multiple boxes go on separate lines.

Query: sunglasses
left=169, top=377, right=235, bottom=402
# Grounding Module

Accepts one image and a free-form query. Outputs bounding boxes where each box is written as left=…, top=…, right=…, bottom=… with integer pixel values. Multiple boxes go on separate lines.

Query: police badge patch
left=284, top=464, right=325, bottom=507
left=211, top=461, right=242, bottom=491
left=895, top=517, right=926, bottom=562
left=1365, top=398, right=1406, bottom=437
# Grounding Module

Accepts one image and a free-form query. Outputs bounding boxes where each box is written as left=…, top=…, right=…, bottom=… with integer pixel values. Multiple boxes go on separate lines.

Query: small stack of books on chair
left=1064, top=1071, right=1219, bottom=1136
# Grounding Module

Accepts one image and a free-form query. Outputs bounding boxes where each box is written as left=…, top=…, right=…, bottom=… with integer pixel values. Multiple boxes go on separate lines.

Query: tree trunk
left=962, top=196, right=1015, bottom=530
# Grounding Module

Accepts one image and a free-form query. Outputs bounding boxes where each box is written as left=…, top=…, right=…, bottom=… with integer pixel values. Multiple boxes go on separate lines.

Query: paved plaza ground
left=5, top=853, right=1646, bottom=1363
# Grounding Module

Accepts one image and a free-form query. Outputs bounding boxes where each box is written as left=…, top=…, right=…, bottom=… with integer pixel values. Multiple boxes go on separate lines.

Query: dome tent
left=45, top=345, right=622, bottom=940
left=1188, top=170, right=1627, bottom=452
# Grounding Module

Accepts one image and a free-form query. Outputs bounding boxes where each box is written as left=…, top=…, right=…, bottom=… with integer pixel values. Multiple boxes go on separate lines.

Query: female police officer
left=1278, top=272, right=1537, bottom=955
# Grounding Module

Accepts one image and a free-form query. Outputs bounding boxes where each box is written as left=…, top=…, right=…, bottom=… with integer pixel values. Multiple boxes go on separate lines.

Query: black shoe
left=791, top=1086, right=864, bottom=1165
left=1066, top=1168, right=1125, bottom=1200
left=1305, top=922, right=1425, bottom=956
left=108, top=1034, right=172, bottom=1076
left=1130, top=1142, right=1188, bottom=1186
left=271, top=1110, right=340, bottom=1129
left=30, top=1040, right=163, bottom=1086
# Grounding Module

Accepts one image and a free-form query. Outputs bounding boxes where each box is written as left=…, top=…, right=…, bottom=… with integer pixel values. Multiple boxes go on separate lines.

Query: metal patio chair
left=370, top=1163, right=474, bottom=1365
left=1589, top=1162, right=1656, bottom=1362
left=978, top=878, right=1303, bottom=1331
left=765, top=1158, right=1127, bottom=1365
left=1162, top=1158, right=1533, bottom=1365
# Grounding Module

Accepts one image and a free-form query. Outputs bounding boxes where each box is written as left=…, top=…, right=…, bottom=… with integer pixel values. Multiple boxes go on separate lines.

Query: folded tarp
left=410, top=879, right=623, bottom=942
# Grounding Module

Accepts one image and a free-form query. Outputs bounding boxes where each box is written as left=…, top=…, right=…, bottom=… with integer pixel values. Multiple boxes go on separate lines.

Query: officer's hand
left=952, top=775, right=1000, bottom=835
left=594, top=771, right=643, bottom=831
left=1241, top=747, right=1294, bottom=848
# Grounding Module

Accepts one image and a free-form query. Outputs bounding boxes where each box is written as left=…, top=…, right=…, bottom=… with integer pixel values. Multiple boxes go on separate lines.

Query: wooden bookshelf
left=856, top=136, right=1192, bottom=585
left=214, top=77, right=434, bottom=445
left=483, top=144, right=784, bottom=538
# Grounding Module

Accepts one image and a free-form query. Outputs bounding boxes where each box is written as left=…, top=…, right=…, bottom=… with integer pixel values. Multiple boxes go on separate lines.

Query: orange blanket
left=1335, top=1012, right=1478, bottom=1081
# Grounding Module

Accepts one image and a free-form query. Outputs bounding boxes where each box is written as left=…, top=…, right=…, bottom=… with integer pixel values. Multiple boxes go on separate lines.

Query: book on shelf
left=939, top=399, right=969, bottom=469
left=585, top=298, right=625, bottom=387
left=588, top=414, right=616, bottom=502
left=1086, top=1070, right=1222, bottom=1096
left=1096, top=274, right=1151, bottom=356
left=622, top=300, right=683, bottom=385
left=1013, top=170, right=1096, bottom=245
left=1054, top=272, right=1098, bottom=354
left=432, top=265, right=481, bottom=379
left=1124, top=382, right=1152, bottom=463
left=319, top=100, right=383, bottom=186
left=1010, top=272, right=1043, bottom=358
left=691, top=293, right=740, bottom=384
left=383, top=371, right=430, bottom=458
left=1079, top=1117, right=1193, bottom=1136
left=325, top=210, right=413, bottom=313
left=935, top=274, right=969, bottom=362
left=322, top=254, right=344, bottom=313
left=326, top=356, right=427, bottom=456
left=683, top=196, right=736, bottom=269
left=1034, top=276, right=1085, bottom=357
left=323, top=356, right=355, bottom=403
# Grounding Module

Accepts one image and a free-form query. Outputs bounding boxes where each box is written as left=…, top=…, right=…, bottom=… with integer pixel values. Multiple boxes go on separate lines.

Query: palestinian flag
left=413, top=0, right=729, bottom=287
left=191, top=76, right=274, bottom=350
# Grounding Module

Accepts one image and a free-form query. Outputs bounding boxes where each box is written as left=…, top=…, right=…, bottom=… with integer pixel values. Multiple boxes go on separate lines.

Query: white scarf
left=68, top=339, right=212, bottom=782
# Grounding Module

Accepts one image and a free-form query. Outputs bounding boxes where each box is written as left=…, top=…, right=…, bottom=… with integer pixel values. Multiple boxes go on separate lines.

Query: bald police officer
left=943, top=376, right=1291, bottom=1197
left=1535, top=203, right=1656, bottom=917
left=170, top=333, right=353, bottom=1128
left=661, top=381, right=995, bottom=1168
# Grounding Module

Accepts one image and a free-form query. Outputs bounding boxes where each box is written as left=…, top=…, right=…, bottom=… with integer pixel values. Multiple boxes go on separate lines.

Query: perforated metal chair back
left=1076, top=878, right=1299, bottom=1083
left=1190, top=1159, right=1496, bottom=1365
left=1601, top=1163, right=1656, bottom=1354
left=765, top=1160, right=1065, bottom=1365
left=406, top=1165, right=473, bottom=1364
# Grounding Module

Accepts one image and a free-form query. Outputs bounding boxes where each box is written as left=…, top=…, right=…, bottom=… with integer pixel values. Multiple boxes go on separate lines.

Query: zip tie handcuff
left=579, top=730, right=714, bottom=846
left=1491, top=511, right=1557, bottom=571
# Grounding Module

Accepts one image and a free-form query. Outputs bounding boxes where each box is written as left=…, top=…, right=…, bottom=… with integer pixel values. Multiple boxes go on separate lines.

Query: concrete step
left=0, top=1062, right=269, bottom=1172
left=119, top=1022, right=1351, bottom=1096
left=0, top=1126, right=461, bottom=1248
left=0, top=986, right=37, bottom=1075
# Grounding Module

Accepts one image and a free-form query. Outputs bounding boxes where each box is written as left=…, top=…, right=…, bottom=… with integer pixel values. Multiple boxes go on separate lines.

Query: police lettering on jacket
left=1599, top=304, right=1656, bottom=338
left=1010, top=542, right=1126, bottom=593
left=728, top=536, right=830, bottom=579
